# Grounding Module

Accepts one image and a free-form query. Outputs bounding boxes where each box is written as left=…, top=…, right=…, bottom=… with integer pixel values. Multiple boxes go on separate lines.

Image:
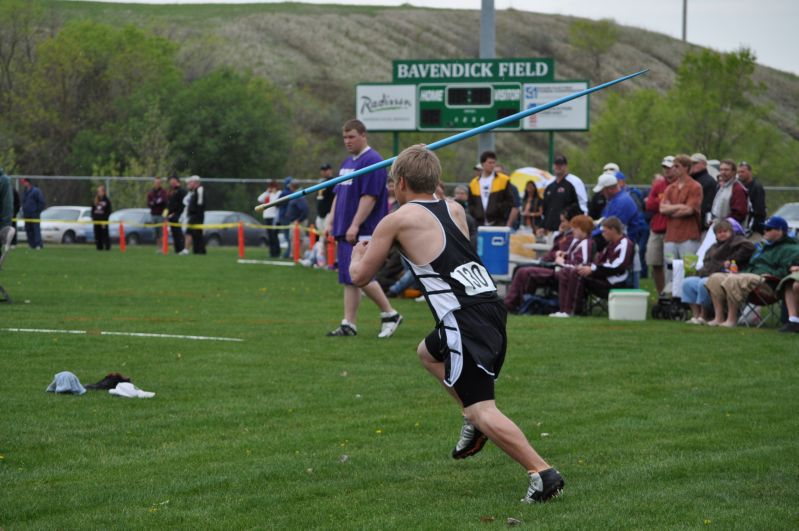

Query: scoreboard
left=355, top=58, right=587, bottom=134
left=417, top=83, right=522, bottom=131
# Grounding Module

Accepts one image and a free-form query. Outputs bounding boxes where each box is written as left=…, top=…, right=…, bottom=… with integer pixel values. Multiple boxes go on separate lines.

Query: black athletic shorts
left=424, top=301, right=507, bottom=408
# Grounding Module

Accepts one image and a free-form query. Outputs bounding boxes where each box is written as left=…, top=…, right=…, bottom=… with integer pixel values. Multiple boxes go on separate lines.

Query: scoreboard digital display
left=417, top=83, right=522, bottom=131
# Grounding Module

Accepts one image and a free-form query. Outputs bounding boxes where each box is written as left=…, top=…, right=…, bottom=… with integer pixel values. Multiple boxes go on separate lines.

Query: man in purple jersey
left=325, top=119, right=402, bottom=338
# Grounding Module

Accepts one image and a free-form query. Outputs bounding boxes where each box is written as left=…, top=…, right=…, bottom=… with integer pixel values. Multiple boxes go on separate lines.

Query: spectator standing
left=645, top=156, right=675, bottom=294
left=706, top=216, right=799, bottom=327
left=11, top=184, right=19, bottom=246
left=166, top=176, right=187, bottom=254
left=710, top=159, right=748, bottom=224
left=316, top=163, right=335, bottom=233
left=591, top=173, right=647, bottom=245
left=520, top=181, right=543, bottom=231
left=660, top=154, right=703, bottom=263
left=179, top=182, right=192, bottom=255
left=555, top=155, right=588, bottom=215
left=257, top=181, right=282, bottom=258
left=91, top=185, right=112, bottom=251
left=283, top=180, right=309, bottom=258
left=541, top=156, right=579, bottom=233
left=0, top=169, right=12, bottom=233
left=587, top=163, right=617, bottom=219
left=20, top=178, right=45, bottom=249
left=466, top=151, right=516, bottom=227
left=147, top=177, right=168, bottom=249
left=737, top=161, right=767, bottom=240
left=689, top=153, right=718, bottom=232
left=276, top=176, right=293, bottom=257
left=452, top=185, right=477, bottom=248
left=186, top=175, right=206, bottom=255
left=326, top=119, right=401, bottom=338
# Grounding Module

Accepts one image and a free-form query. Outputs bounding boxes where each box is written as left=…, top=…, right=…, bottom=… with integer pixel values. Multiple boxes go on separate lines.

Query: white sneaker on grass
left=378, top=311, right=403, bottom=338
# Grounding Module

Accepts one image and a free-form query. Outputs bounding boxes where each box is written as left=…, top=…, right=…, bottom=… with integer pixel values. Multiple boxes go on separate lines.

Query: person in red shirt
left=660, top=154, right=703, bottom=265
left=645, top=156, right=675, bottom=294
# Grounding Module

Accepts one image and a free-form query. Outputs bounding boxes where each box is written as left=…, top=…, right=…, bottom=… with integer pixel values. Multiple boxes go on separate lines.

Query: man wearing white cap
left=644, top=156, right=675, bottom=294
left=591, top=173, right=647, bottom=248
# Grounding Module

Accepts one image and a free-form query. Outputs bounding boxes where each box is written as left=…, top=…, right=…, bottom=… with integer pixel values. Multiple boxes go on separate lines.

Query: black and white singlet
left=401, top=199, right=502, bottom=385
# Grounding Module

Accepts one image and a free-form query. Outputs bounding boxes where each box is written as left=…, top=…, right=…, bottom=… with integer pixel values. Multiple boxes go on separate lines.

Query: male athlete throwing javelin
left=349, top=145, right=564, bottom=503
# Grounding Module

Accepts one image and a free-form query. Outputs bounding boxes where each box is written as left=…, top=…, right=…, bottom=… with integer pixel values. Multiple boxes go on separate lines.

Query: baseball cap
left=763, top=216, right=788, bottom=232
left=320, top=163, right=331, bottom=170
left=473, top=163, right=483, bottom=171
left=690, top=153, right=708, bottom=163
left=614, top=171, right=627, bottom=181
left=554, top=155, right=568, bottom=165
left=661, top=156, right=674, bottom=168
left=593, top=173, right=618, bottom=193
left=603, top=162, right=619, bottom=173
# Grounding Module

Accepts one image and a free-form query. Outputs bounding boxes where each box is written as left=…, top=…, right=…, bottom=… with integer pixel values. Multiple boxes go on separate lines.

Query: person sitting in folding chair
left=705, top=216, right=799, bottom=328
left=552, top=216, right=634, bottom=318
left=0, top=168, right=16, bottom=302
left=776, top=265, right=799, bottom=333
left=503, top=206, right=580, bottom=313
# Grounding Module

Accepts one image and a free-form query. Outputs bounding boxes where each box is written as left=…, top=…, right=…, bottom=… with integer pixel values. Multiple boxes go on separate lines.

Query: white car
left=17, top=206, right=93, bottom=244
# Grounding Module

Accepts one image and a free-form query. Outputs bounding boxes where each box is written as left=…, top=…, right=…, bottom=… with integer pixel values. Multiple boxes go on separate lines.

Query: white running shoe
left=378, top=312, right=403, bottom=338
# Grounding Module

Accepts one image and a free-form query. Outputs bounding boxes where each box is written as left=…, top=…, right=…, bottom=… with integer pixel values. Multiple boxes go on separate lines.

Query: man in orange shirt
left=660, top=154, right=703, bottom=263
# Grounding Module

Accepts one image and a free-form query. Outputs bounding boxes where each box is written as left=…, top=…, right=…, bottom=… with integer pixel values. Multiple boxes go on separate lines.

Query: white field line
left=237, top=259, right=296, bottom=267
left=2, top=328, right=243, bottom=342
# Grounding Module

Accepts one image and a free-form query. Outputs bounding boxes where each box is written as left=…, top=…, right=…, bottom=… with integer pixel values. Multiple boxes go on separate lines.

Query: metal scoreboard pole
left=478, top=0, right=496, bottom=160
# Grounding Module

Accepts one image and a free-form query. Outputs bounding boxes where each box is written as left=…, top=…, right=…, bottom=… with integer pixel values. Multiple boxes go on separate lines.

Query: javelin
left=256, top=69, right=648, bottom=213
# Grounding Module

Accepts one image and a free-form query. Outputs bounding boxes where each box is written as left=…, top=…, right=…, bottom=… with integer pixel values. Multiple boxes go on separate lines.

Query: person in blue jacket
left=591, top=173, right=647, bottom=247
left=21, top=178, right=46, bottom=249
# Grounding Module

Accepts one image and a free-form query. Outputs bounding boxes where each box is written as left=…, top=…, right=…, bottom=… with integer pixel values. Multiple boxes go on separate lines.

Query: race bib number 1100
left=451, top=261, right=496, bottom=296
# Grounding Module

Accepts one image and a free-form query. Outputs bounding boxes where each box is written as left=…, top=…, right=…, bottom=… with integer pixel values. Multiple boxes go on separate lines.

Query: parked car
left=108, top=208, right=161, bottom=245
left=16, top=206, right=93, bottom=244
left=773, top=202, right=799, bottom=235
left=203, top=211, right=267, bottom=247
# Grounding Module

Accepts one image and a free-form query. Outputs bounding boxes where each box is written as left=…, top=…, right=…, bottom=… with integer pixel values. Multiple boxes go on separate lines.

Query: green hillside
left=9, top=1, right=799, bottom=184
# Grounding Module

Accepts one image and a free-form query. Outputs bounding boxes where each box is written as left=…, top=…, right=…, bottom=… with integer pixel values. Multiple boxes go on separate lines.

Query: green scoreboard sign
left=357, top=58, right=561, bottom=133
left=417, top=82, right=522, bottom=131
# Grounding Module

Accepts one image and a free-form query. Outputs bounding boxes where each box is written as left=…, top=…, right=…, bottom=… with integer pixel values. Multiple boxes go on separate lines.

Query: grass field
left=1, top=245, right=797, bottom=529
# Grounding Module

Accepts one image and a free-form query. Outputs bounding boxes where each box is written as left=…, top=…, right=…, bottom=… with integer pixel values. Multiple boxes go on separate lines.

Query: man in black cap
left=316, top=163, right=335, bottom=233
left=541, top=155, right=579, bottom=234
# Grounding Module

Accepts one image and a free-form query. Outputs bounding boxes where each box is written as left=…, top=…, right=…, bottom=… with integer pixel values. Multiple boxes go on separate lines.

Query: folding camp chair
left=739, top=274, right=781, bottom=328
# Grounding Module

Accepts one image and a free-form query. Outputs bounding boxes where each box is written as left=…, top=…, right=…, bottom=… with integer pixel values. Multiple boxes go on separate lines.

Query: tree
left=668, top=48, right=764, bottom=157
left=569, top=19, right=619, bottom=81
left=168, top=68, right=291, bottom=180
left=576, top=89, right=672, bottom=181
left=576, top=48, right=799, bottom=186
left=10, top=21, right=180, bottom=175
left=0, top=0, right=43, bottom=113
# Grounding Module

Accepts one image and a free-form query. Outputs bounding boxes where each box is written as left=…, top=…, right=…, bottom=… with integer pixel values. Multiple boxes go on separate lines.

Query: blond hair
left=389, top=145, right=441, bottom=194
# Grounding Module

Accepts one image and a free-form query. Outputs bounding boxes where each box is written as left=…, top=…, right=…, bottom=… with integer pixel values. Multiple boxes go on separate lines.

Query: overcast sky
left=86, top=0, right=798, bottom=75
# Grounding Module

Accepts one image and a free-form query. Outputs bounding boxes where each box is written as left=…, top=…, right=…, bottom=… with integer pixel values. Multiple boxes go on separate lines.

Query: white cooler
left=608, top=289, right=649, bottom=321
